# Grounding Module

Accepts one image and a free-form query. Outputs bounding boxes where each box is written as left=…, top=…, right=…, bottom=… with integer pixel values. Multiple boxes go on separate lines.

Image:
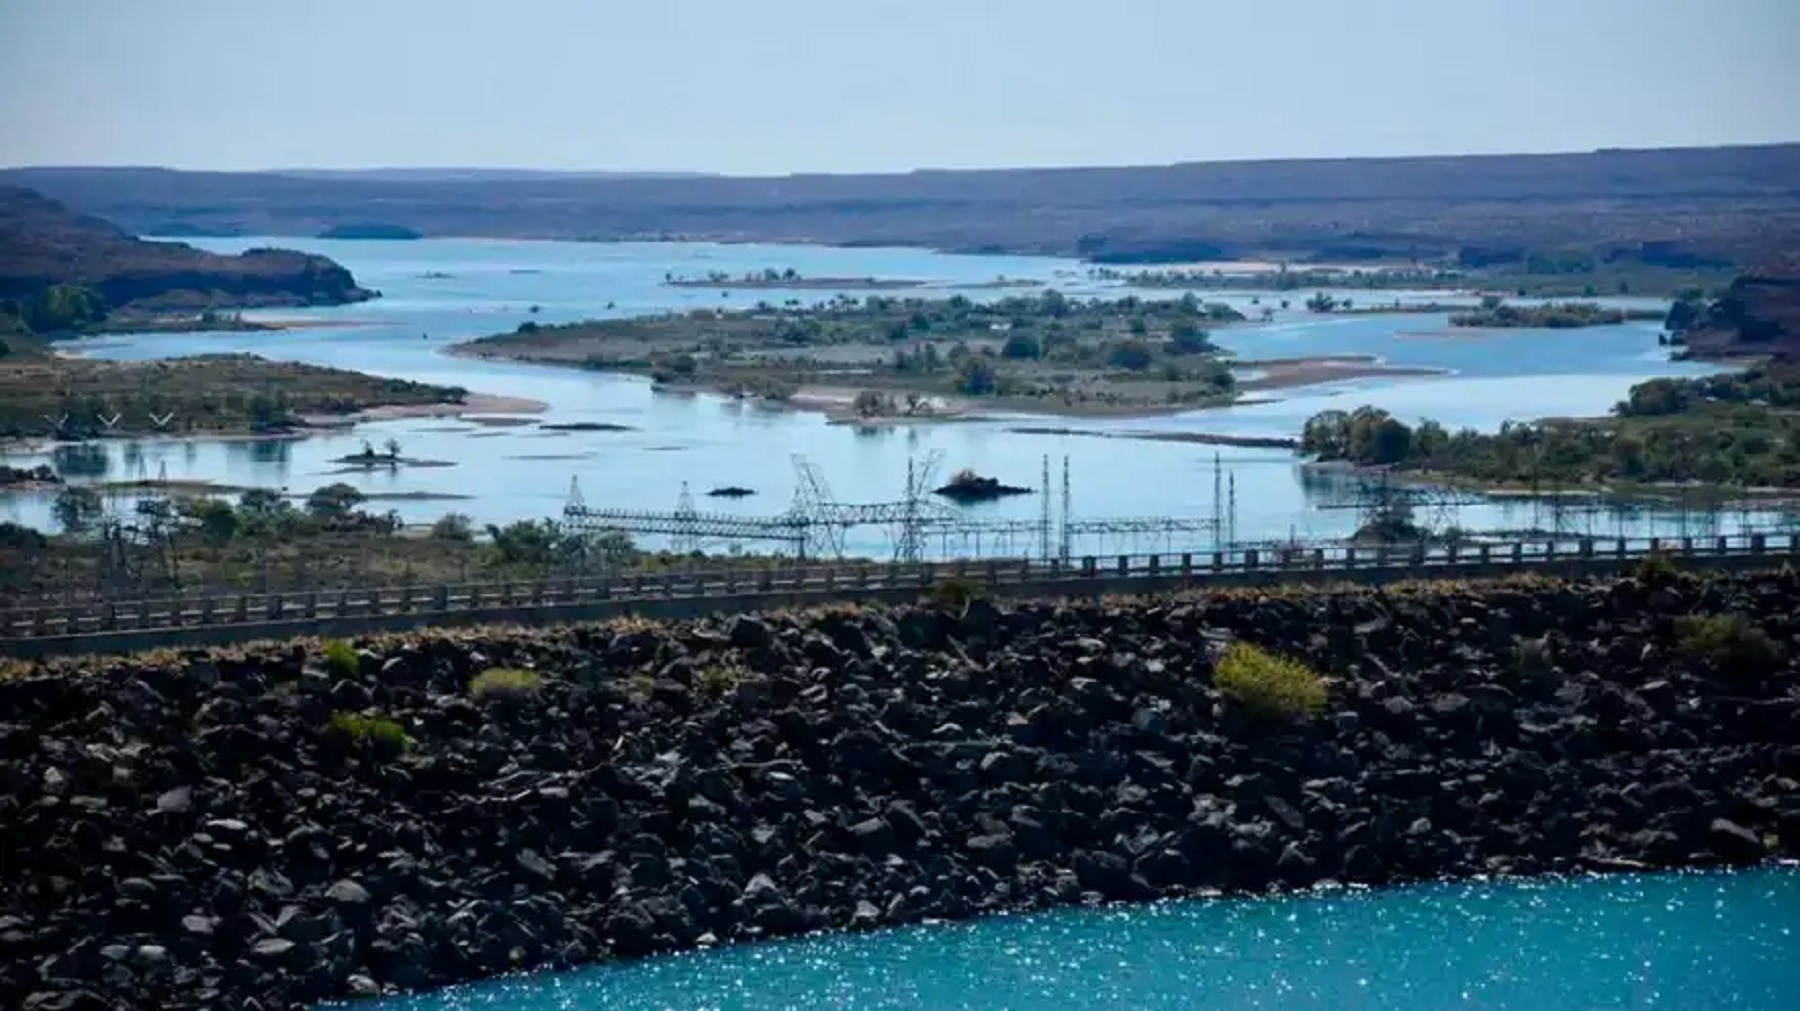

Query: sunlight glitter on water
left=349, top=868, right=1800, bottom=1011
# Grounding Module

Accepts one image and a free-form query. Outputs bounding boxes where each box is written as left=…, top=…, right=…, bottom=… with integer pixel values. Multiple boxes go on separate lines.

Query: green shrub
left=1214, top=642, right=1326, bottom=720
left=924, top=575, right=984, bottom=616
left=696, top=664, right=739, bottom=699
left=1674, top=613, right=1783, bottom=673
left=1635, top=550, right=1680, bottom=585
left=322, top=639, right=360, bottom=679
left=470, top=667, right=542, bottom=702
left=430, top=512, right=474, bottom=542
left=328, top=711, right=413, bottom=752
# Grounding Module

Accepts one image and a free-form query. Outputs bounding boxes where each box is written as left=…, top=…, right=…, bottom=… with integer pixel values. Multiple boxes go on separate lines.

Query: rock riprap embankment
left=3, top=569, right=1797, bottom=1009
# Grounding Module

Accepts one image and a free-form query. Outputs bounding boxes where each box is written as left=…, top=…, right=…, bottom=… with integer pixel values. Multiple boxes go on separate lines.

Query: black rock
left=2, top=568, right=1796, bottom=1009
left=1707, top=819, right=1768, bottom=865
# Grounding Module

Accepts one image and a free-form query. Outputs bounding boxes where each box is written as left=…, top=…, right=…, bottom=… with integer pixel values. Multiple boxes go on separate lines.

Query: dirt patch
left=297, top=393, right=546, bottom=427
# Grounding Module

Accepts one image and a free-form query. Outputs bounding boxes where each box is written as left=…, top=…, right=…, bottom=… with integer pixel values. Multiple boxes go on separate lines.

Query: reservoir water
left=0, top=237, right=1764, bottom=553
left=347, top=867, right=1800, bottom=1010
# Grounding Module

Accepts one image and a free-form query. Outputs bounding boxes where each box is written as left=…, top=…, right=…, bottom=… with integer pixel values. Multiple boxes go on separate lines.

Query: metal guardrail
left=3, top=532, right=1794, bottom=648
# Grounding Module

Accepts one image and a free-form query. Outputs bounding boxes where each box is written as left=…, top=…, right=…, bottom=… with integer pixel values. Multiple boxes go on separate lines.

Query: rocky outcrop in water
left=2, top=569, right=1795, bottom=1009
left=1676, top=258, right=1800, bottom=362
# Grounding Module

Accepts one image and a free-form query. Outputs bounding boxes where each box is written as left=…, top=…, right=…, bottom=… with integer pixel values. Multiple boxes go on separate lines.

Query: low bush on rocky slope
left=2, top=569, right=1797, bottom=1010
left=923, top=575, right=985, bottom=616
left=1674, top=613, right=1784, bottom=675
left=1212, top=641, right=1326, bottom=720
left=326, top=711, right=413, bottom=754
left=322, top=639, right=360, bottom=679
left=468, top=665, right=541, bottom=702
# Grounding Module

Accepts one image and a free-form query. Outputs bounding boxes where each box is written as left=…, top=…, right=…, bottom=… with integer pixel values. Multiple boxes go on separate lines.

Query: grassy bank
left=0, top=352, right=468, bottom=439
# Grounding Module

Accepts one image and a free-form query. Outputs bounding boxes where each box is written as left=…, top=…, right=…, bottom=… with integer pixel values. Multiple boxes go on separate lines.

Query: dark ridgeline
left=1, top=568, right=1793, bottom=1009
left=5, top=144, right=1798, bottom=268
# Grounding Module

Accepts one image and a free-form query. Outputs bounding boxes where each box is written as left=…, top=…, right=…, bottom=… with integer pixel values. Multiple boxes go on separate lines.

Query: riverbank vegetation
left=1448, top=296, right=1663, bottom=329
left=0, top=484, right=787, bottom=607
left=460, top=291, right=1254, bottom=415
left=1299, top=367, right=1800, bottom=489
left=0, top=351, right=468, bottom=439
left=0, top=282, right=290, bottom=341
left=1090, top=261, right=1735, bottom=299
left=665, top=268, right=925, bottom=290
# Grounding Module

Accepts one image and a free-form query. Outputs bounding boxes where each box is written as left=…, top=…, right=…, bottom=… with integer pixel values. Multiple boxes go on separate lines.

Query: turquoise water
left=0, top=237, right=1749, bottom=550
left=351, top=868, right=1800, bottom=1010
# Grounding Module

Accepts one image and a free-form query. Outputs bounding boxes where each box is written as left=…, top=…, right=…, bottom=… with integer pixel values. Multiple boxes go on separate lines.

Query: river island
left=453, top=291, right=1444, bottom=419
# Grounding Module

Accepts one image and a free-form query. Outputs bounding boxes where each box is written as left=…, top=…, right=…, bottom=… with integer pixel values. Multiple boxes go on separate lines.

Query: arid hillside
left=7, top=144, right=1798, bottom=267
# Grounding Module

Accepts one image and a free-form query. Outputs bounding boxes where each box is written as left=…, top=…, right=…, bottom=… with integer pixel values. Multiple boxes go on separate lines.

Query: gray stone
left=325, top=879, right=372, bottom=906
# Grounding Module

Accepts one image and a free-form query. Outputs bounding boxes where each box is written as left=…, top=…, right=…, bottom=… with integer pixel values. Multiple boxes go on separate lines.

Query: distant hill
left=317, top=222, right=424, bottom=240
left=1678, top=259, right=1800, bottom=362
left=0, top=185, right=374, bottom=310
left=4, top=145, right=1798, bottom=267
left=270, top=168, right=718, bottom=182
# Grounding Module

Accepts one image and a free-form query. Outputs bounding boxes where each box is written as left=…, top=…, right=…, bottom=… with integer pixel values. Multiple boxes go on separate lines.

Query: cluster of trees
left=668, top=268, right=805, bottom=284
left=1448, top=296, right=1653, bottom=329
left=1301, top=368, right=1800, bottom=488
left=1304, top=292, right=1356, bottom=313
left=507, top=290, right=1244, bottom=360
left=888, top=323, right=1235, bottom=400
left=1617, top=367, right=1800, bottom=417
left=850, top=389, right=933, bottom=418
left=497, top=289, right=1250, bottom=410
left=460, top=517, right=634, bottom=570
left=49, top=483, right=402, bottom=540
left=1092, top=265, right=1464, bottom=292
left=0, top=285, right=111, bottom=335
left=35, top=483, right=641, bottom=574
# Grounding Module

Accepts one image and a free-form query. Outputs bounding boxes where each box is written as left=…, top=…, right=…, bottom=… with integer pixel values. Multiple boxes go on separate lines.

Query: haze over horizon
left=2, top=0, right=1796, bottom=176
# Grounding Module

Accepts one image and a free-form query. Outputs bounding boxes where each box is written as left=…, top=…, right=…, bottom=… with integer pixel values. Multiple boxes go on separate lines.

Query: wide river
left=0, top=237, right=1763, bottom=554
left=346, top=867, right=1799, bottom=1010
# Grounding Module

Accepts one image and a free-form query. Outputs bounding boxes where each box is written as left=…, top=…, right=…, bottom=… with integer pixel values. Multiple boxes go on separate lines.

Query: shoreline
left=89, top=478, right=473, bottom=501
left=294, top=392, right=548, bottom=427
left=0, top=393, right=548, bottom=455
left=3, top=571, right=1790, bottom=1007
left=452, top=343, right=1445, bottom=423
left=87, top=315, right=386, bottom=336
left=1299, top=458, right=1800, bottom=506
left=666, top=277, right=927, bottom=291
left=1007, top=426, right=1301, bottom=449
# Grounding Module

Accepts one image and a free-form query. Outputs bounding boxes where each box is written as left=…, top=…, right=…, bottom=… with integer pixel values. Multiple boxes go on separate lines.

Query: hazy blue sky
left=2, top=0, right=1795, bottom=174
